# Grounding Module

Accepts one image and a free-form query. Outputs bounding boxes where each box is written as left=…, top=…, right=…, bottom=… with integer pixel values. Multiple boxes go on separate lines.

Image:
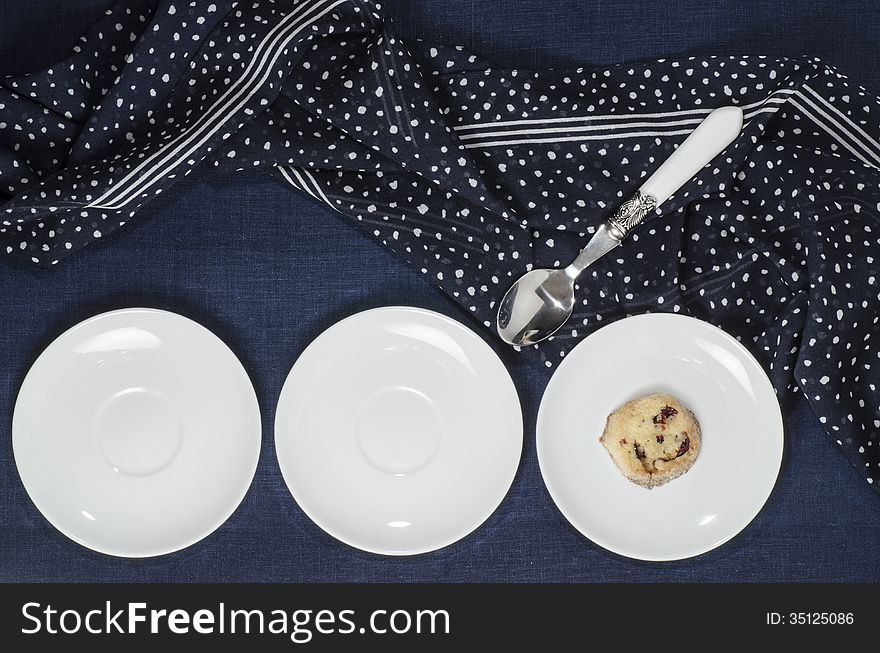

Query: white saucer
left=275, top=307, right=522, bottom=555
left=537, top=313, right=783, bottom=561
left=13, top=308, right=261, bottom=557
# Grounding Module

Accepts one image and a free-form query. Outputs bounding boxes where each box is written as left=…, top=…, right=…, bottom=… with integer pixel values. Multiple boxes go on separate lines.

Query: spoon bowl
left=497, top=268, right=575, bottom=345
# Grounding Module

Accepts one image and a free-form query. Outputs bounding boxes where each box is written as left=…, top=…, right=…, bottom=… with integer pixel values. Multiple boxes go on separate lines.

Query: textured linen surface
left=1, top=0, right=879, bottom=582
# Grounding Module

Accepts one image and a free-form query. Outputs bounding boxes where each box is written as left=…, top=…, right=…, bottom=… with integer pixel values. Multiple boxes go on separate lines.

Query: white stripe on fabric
left=795, top=92, right=880, bottom=166
left=456, top=104, right=789, bottom=142
left=87, top=0, right=316, bottom=208
left=297, top=167, right=335, bottom=208
left=280, top=165, right=339, bottom=212
left=95, top=0, right=346, bottom=210
left=801, top=84, right=880, bottom=164
left=460, top=106, right=783, bottom=149
left=290, top=167, right=335, bottom=210
left=453, top=90, right=797, bottom=132
left=458, top=92, right=880, bottom=168
left=788, top=98, right=875, bottom=167
left=278, top=165, right=303, bottom=191
left=89, top=0, right=346, bottom=210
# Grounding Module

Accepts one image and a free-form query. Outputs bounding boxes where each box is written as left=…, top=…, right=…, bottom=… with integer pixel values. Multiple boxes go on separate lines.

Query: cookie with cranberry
left=599, top=393, right=700, bottom=489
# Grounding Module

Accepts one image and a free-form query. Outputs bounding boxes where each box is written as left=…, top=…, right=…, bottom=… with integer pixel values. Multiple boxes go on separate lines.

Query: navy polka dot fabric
left=1, top=0, right=878, bottom=491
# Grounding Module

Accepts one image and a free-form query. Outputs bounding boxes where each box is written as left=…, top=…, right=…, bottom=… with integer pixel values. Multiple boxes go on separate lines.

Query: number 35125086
left=767, top=613, right=854, bottom=625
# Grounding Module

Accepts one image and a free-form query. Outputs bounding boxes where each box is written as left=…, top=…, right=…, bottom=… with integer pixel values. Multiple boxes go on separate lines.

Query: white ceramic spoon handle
left=641, top=105, right=743, bottom=205
left=604, top=105, right=743, bottom=240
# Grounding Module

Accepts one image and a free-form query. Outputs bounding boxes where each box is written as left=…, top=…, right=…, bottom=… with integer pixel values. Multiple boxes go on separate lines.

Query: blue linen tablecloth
left=1, top=0, right=878, bottom=582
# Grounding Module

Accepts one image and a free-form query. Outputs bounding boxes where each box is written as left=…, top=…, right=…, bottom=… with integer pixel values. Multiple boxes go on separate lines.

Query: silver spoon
left=497, top=105, right=743, bottom=346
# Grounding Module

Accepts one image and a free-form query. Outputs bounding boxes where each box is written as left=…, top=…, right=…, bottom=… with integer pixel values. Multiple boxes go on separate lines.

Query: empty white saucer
left=13, top=308, right=261, bottom=557
left=537, top=313, right=783, bottom=561
left=275, top=306, right=523, bottom=555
